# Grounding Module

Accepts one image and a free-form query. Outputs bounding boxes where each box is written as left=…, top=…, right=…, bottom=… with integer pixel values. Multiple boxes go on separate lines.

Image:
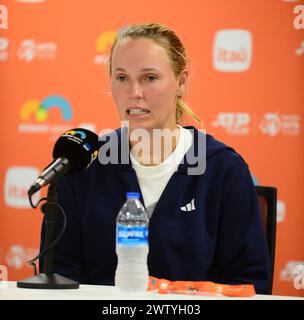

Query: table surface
left=0, top=282, right=303, bottom=300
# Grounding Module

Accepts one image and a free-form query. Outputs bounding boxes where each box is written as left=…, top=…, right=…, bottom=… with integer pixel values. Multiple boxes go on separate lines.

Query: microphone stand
left=17, top=179, right=79, bottom=289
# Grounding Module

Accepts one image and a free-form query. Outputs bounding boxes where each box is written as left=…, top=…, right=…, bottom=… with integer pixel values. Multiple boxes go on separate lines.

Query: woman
left=40, top=23, right=270, bottom=294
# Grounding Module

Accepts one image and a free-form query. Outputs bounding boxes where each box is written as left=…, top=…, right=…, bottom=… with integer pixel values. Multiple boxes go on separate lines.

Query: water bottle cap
left=126, top=192, right=140, bottom=199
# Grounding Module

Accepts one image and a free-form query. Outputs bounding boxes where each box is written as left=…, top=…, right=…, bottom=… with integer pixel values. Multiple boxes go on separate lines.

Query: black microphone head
left=53, top=128, right=100, bottom=175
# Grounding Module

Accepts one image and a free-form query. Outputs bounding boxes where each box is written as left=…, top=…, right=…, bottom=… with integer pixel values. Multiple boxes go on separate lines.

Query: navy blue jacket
left=40, top=126, right=270, bottom=294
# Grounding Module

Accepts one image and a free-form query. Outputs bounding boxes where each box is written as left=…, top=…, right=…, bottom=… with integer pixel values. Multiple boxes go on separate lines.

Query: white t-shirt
left=130, top=126, right=193, bottom=218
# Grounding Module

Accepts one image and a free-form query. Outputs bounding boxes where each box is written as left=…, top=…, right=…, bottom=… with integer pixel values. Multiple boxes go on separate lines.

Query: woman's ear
left=177, top=70, right=189, bottom=97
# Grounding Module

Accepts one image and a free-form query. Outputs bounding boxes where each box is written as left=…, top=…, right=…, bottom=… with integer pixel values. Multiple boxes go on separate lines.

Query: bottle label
left=117, top=225, right=148, bottom=245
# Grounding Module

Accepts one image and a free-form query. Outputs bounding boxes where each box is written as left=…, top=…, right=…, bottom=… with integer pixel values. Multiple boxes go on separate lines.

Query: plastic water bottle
left=115, top=192, right=149, bottom=292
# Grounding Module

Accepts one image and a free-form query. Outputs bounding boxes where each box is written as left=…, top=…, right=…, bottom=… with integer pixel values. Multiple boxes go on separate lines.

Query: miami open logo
left=63, top=129, right=98, bottom=164
left=18, top=95, right=73, bottom=138
left=20, top=95, right=72, bottom=122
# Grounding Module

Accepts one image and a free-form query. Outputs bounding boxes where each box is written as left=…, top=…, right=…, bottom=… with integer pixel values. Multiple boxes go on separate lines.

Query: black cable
left=27, top=194, right=48, bottom=274
left=29, top=261, right=38, bottom=276
left=27, top=200, right=67, bottom=271
left=29, top=194, right=47, bottom=209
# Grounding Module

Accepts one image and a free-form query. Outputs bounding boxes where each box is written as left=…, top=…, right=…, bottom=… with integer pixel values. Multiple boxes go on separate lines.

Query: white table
left=0, top=282, right=302, bottom=300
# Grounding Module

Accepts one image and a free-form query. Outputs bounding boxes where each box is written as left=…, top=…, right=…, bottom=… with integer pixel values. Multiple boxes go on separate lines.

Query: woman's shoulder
left=184, top=126, right=247, bottom=165
left=206, top=133, right=246, bottom=164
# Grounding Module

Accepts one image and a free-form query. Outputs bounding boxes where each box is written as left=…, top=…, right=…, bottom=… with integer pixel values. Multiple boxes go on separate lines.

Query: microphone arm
left=28, top=157, right=69, bottom=196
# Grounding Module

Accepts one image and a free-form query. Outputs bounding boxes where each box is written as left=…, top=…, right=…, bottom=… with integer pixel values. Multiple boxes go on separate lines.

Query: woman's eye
left=147, top=75, right=157, bottom=81
left=116, top=75, right=126, bottom=81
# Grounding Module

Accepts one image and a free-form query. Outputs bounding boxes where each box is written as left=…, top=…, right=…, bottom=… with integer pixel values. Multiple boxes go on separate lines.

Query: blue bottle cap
left=126, top=192, right=140, bottom=199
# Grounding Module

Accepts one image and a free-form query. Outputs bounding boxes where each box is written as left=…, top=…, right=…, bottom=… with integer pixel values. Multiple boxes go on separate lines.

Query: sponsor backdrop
left=0, top=0, right=303, bottom=296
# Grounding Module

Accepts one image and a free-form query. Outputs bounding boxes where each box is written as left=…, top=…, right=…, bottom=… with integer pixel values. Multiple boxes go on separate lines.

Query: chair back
left=256, top=185, right=277, bottom=295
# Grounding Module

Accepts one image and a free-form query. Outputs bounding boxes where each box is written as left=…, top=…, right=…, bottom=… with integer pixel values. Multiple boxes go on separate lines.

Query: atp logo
left=20, top=95, right=72, bottom=122
left=94, top=30, right=116, bottom=65
left=212, top=112, right=250, bottom=135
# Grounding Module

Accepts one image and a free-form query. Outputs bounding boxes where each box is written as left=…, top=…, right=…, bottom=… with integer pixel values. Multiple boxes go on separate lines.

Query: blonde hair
left=109, top=23, right=201, bottom=125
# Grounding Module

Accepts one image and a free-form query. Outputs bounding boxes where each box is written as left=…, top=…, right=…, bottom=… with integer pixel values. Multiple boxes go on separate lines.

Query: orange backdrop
left=0, top=0, right=303, bottom=296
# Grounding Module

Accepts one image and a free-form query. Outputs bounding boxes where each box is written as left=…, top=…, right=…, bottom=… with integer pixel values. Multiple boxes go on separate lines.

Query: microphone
left=28, top=128, right=100, bottom=196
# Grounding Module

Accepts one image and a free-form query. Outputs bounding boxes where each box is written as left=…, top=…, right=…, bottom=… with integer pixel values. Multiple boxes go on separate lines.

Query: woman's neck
left=129, top=126, right=180, bottom=166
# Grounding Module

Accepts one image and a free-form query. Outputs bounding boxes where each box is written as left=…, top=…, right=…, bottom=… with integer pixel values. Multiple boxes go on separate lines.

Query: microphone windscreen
left=53, top=128, right=100, bottom=175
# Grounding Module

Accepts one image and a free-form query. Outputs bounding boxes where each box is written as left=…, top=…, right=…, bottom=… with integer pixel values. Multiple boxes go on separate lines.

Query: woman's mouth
left=126, top=108, right=151, bottom=120
left=127, top=108, right=150, bottom=115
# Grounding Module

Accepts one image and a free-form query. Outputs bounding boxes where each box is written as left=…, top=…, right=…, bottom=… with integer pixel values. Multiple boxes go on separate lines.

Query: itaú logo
left=4, top=166, right=40, bottom=208
left=213, top=29, right=252, bottom=72
left=94, top=30, right=116, bottom=64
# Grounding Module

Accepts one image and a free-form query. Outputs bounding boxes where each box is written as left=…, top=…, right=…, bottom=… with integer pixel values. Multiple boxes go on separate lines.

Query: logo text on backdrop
left=0, top=4, right=8, bottom=30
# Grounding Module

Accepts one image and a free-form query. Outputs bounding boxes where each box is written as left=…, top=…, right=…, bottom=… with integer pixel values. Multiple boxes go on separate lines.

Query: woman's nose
left=129, top=81, right=144, bottom=99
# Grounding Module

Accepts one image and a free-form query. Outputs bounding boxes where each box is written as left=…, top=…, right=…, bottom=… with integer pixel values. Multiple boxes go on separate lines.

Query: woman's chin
left=125, top=119, right=155, bottom=132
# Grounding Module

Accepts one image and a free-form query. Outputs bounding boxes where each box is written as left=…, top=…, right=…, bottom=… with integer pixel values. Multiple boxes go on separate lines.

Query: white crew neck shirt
left=130, top=126, right=193, bottom=218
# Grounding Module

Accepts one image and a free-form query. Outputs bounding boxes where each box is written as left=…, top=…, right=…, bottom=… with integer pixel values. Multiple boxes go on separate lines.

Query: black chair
left=255, top=185, right=277, bottom=295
